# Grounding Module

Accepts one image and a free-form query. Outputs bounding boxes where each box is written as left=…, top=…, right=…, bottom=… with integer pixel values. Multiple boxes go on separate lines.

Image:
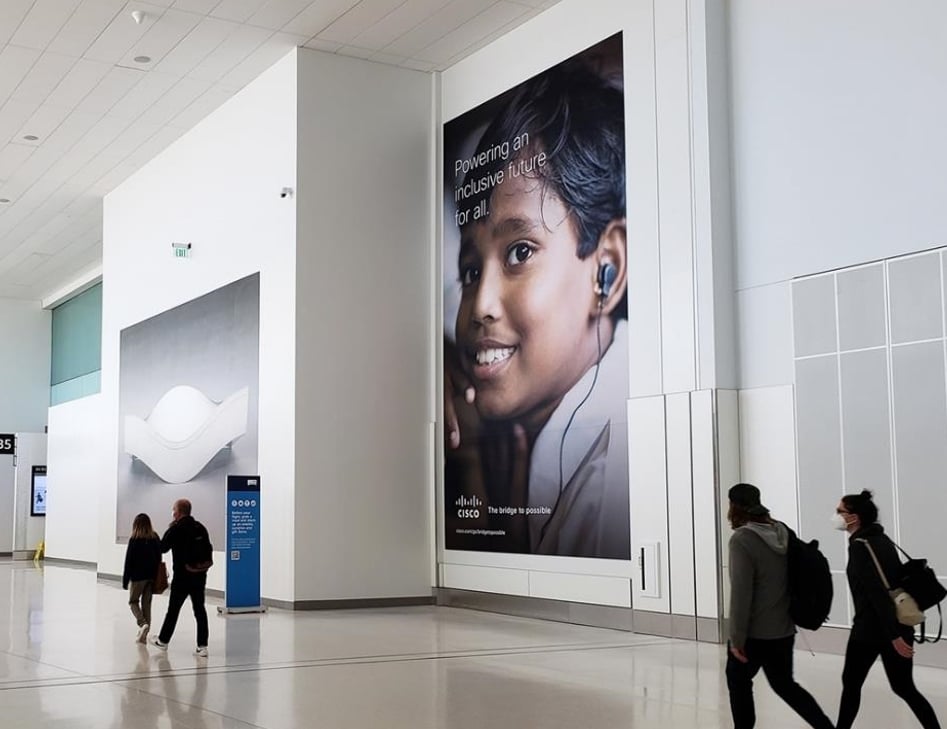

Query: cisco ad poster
left=443, top=34, right=630, bottom=558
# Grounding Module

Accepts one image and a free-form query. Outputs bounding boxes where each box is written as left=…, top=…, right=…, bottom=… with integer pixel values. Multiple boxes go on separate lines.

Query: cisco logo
left=455, top=495, right=482, bottom=519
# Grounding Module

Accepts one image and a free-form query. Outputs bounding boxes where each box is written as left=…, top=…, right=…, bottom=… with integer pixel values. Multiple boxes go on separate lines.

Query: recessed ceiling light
left=23, top=135, right=38, bottom=141
left=0, top=199, right=10, bottom=204
left=134, top=56, right=151, bottom=64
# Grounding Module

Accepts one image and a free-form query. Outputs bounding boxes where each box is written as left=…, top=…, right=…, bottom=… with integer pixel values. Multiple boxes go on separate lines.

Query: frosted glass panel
left=840, top=349, right=893, bottom=515
left=837, top=265, right=885, bottom=351
left=792, top=275, right=837, bottom=357
left=892, top=342, right=947, bottom=568
left=888, top=253, right=942, bottom=344
left=795, top=355, right=844, bottom=569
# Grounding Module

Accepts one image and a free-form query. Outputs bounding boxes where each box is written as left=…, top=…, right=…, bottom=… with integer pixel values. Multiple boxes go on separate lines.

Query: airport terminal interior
left=3, top=0, right=947, bottom=727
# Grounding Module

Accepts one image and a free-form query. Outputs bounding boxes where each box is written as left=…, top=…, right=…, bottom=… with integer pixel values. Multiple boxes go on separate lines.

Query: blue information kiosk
left=219, top=475, right=266, bottom=614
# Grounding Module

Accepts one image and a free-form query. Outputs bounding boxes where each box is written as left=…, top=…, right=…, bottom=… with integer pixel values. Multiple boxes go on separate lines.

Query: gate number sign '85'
left=0, top=435, right=14, bottom=455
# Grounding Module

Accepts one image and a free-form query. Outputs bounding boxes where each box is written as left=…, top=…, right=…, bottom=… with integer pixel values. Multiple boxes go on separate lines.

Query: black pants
left=726, top=635, right=834, bottom=729
left=837, top=634, right=941, bottom=729
left=158, top=572, right=208, bottom=647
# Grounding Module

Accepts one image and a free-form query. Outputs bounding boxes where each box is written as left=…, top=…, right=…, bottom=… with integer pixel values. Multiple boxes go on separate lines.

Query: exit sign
left=172, top=242, right=192, bottom=258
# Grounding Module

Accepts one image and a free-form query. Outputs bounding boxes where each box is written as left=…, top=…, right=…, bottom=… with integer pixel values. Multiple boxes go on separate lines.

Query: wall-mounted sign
left=0, top=434, right=14, bottom=455
left=31, top=466, right=47, bottom=517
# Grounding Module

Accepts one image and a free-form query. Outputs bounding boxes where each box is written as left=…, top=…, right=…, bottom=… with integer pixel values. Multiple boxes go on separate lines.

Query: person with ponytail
left=834, top=489, right=941, bottom=729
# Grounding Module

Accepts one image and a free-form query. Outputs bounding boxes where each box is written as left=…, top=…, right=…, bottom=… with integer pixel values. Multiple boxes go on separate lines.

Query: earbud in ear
left=597, top=262, right=617, bottom=300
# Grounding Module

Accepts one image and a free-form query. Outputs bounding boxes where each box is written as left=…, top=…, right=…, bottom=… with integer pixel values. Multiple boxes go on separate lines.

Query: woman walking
left=122, top=513, right=162, bottom=644
left=835, top=489, right=941, bottom=729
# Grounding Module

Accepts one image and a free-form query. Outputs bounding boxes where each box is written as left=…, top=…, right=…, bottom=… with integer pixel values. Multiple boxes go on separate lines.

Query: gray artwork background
left=117, top=273, right=260, bottom=546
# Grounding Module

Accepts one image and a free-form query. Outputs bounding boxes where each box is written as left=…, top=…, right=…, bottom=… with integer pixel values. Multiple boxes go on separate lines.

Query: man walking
left=726, top=483, right=833, bottom=729
left=151, top=498, right=213, bottom=657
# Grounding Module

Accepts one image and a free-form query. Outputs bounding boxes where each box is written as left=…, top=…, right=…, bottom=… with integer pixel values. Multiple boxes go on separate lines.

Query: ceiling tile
left=48, top=0, right=127, bottom=57
left=74, top=66, right=146, bottom=115
left=317, top=0, right=405, bottom=45
left=336, top=45, right=374, bottom=60
left=349, top=0, right=449, bottom=51
left=45, top=58, right=114, bottom=111
left=83, top=2, right=169, bottom=63
left=246, top=0, right=314, bottom=31
left=0, top=0, right=34, bottom=47
left=281, top=0, right=358, bottom=37
left=302, top=37, right=341, bottom=53
left=0, top=45, right=42, bottom=108
left=171, top=0, right=219, bottom=13
left=118, top=8, right=204, bottom=67
left=156, top=17, right=239, bottom=75
left=383, top=0, right=497, bottom=58
left=106, top=71, right=180, bottom=120
left=15, top=104, right=73, bottom=145
left=167, top=84, right=235, bottom=128
left=0, top=143, right=35, bottom=181
left=0, top=99, right=39, bottom=151
left=10, top=0, right=84, bottom=50
left=218, top=31, right=303, bottom=88
left=414, top=1, right=526, bottom=64
left=186, top=23, right=272, bottom=82
left=210, top=0, right=270, bottom=24
left=144, top=76, right=213, bottom=126
left=11, top=52, right=79, bottom=107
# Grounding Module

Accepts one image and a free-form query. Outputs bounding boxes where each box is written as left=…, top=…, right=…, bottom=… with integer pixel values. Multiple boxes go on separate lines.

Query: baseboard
left=44, top=557, right=96, bottom=570
left=274, top=595, right=436, bottom=611
left=436, top=588, right=635, bottom=631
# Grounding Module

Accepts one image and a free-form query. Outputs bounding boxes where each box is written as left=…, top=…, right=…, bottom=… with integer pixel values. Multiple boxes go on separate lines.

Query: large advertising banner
left=117, top=273, right=260, bottom=547
left=443, top=34, right=630, bottom=559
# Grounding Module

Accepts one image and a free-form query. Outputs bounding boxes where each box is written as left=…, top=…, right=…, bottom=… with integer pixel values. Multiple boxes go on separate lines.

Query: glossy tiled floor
left=3, top=562, right=947, bottom=728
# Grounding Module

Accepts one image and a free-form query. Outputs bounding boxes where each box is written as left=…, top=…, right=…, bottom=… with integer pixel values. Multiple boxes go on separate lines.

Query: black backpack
left=785, top=525, right=833, bottom=630
left=184, top=520, right=214, bottom=573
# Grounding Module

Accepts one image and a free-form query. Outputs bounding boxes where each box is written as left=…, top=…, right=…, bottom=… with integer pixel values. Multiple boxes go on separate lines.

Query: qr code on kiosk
left=230, top=551, right=240, bottom=560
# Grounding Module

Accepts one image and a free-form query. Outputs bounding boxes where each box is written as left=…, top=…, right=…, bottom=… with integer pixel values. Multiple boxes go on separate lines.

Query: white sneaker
left=151, top=636, right=168, bottom=651
left=194, top=646, right=208, bottom=658
left=137, top=624, right=150, bottom=644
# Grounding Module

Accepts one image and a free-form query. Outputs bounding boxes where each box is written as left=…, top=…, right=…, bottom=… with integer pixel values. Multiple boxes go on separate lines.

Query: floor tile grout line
left=0, top=638, right=678, bottom=692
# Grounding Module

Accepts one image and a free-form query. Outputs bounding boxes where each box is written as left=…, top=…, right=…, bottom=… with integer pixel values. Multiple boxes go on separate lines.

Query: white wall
left=0, top=299, right=50, bottom=433
left=92, top=51, right=298, bottom=600
left=730, top=0, right=947, bottom=291
left=729, top=0, right=947, bottom=537
left=45, top=395, right=105, bottom=564
left=293, top=50, right=434, bottom=601
left=438, top=0, right=734, bottom=618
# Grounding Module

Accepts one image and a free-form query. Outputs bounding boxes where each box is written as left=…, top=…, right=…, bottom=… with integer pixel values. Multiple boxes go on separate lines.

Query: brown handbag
left=153, top=562, right=168, bottom=595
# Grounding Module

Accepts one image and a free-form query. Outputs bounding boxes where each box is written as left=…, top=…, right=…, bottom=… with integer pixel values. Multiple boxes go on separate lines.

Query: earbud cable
left=540, top=307, right=605, bottom=544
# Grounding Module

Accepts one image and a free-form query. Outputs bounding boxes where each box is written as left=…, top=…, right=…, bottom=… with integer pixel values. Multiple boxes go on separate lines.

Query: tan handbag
left=859, top=539, right=925, bottom=627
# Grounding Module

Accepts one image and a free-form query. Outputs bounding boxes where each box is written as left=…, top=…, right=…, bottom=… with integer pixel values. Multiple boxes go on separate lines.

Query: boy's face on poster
left=455, top=171, right=600, bottom=426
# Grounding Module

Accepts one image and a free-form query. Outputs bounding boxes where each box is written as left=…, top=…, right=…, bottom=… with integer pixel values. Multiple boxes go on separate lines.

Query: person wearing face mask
left=726, top=483, right=835, bottom=729
left=834, top=489, right=941, bottom=729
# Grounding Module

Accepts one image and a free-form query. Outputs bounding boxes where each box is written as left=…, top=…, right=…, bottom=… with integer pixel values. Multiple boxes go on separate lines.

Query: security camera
left=280, top=187, right=294, bottom=199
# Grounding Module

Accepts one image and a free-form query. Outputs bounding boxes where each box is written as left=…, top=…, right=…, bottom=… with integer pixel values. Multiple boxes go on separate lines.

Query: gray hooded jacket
left=728, top=521, right=795, bottom=649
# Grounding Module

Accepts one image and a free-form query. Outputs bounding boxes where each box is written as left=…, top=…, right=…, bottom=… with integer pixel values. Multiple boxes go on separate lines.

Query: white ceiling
left=0, top=0, right=559, bottom=302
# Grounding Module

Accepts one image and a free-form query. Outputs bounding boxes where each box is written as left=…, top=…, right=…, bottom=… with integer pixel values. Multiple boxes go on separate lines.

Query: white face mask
left=831, top=513, right=849, bottom=531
